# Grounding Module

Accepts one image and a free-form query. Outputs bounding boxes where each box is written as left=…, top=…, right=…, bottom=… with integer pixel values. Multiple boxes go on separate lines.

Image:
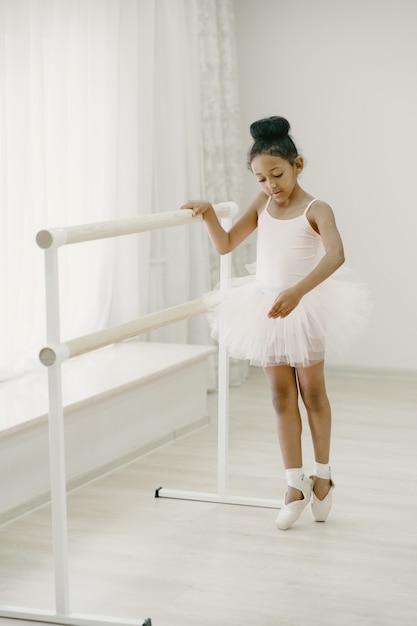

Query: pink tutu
left=204, top=265, right=372, bottom=368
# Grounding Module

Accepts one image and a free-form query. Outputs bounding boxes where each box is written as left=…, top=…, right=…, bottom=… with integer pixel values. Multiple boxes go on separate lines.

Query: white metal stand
left=0, top=203, right=280, bottom=626
left=155, top=214, right=282, bottom=511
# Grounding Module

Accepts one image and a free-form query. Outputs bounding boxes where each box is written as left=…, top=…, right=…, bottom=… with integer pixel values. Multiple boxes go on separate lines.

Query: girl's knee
left=301, top=386, right=328, bottom=412
left=298, top=375, right=329, bottom=412
left=297, top=363, right=328, bottom=412
left=270, top=388, right=298, bottom=415
left=263, top=366, right=299, bottom=415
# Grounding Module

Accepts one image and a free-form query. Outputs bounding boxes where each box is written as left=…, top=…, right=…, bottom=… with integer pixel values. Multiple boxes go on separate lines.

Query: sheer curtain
left=0, top=0, right=246, bottom=383
left=0, top=0, right=155, bottom=379
left=145, top=0, right=209, bottom=345
left=197, top=0, right=250, bottom=384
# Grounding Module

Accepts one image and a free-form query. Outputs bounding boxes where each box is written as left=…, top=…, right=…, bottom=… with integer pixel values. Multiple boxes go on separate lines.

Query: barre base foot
left=0, top=606, right=152, bottom=626
left=155, top=487, right=281, bottom=509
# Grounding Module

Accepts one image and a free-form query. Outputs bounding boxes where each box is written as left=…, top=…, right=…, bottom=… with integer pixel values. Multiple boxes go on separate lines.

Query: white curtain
left=197, top=0, right=250, bottom=384
left=146, top=0, right=209, bottom=345
left=0, top=0, right=247, bottom=383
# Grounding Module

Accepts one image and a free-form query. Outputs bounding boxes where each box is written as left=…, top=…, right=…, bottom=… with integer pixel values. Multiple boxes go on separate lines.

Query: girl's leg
left=263, top=364, right=304, bottom=504
left=296, top=361, right=332, bottom=500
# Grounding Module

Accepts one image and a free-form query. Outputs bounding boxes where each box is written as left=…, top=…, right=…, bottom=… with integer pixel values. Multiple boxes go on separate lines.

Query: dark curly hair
left=247, top=116, right=299, bottom=168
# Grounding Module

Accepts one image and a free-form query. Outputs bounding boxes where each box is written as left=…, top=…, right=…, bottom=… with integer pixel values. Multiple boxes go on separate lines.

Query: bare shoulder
left=228, top=192, right=267, bottom=245
left=237, top=192, right=267, bottom=223
left=309, top=199, right=337, bottom=225
left=306, top=200, right=340, bottom=237
left=251, top=191, right=269, bottom=215
left=310, top=199, right=334, bottom=215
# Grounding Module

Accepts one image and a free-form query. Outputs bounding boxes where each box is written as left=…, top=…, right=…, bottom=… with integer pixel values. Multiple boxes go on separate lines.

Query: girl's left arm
left=268, top=202, right=345, bottom=319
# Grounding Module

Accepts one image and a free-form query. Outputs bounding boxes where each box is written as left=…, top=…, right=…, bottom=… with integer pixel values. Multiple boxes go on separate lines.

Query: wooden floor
left=0, top=366, right=416, bottom=626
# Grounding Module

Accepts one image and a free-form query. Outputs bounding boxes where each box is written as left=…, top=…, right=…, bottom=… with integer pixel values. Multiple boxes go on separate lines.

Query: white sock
left=313, top=462, right=331, bottom=480
left=285, top=467, right=305, bottom=491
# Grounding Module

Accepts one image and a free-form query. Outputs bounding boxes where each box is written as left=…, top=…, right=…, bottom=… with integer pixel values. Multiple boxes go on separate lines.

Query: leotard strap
left=303, top=199, right=318, bottom=216
left=264, top=196, right=319, bottom=216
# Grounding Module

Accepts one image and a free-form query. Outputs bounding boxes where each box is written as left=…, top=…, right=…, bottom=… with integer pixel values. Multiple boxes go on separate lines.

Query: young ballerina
left=181, top=116, right=370, bottom=530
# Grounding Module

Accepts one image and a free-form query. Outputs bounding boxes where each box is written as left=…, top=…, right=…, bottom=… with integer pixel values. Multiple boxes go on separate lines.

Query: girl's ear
left=294, top=156, right=304, bottom=174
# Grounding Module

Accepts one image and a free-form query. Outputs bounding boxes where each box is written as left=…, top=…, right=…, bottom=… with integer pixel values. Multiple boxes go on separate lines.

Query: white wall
left=233, top=0, right=417, bottom=372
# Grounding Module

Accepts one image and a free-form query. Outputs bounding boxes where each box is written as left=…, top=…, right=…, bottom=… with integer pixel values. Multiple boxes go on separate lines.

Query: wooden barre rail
left=36, top=202, right=239, bottom=249
left=39, top=298, right=208, bottom=366
left=37, top=202, right=238, bottom=367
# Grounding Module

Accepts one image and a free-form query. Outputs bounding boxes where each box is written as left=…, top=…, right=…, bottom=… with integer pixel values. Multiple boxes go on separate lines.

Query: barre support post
left=44, top=247, right=71, bottom=615
left=217, top=214, right=231, bottom=497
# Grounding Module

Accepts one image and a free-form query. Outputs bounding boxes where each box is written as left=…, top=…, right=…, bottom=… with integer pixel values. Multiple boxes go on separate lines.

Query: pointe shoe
left=310, top=477, right=334, bottom=522
left=276, top=476, right=312, bottom=530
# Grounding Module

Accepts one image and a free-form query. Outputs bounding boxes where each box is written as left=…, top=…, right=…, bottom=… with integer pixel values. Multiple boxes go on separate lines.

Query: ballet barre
left=39, top=298, right=208, bottom=365
left=35, top=204, right=236, bottom=249
left=0, top=201, right=281, bottom=626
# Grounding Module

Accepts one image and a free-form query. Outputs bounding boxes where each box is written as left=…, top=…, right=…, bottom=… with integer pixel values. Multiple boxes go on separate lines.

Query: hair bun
left=249, top=116, right=290, bottom=141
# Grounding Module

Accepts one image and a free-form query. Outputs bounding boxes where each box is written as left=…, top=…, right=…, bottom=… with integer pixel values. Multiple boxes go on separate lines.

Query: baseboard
left=0, top=414, right=210, bottom=527
left=325, top=364, right=417, bottom=381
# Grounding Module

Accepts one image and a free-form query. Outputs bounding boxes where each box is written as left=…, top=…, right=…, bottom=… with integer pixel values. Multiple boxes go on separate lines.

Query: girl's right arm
left=181, top=192, right=266, bottom=255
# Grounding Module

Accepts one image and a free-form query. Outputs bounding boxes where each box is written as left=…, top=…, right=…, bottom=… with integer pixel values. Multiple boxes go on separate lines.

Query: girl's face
left=251, top=153, right=303, bottom=205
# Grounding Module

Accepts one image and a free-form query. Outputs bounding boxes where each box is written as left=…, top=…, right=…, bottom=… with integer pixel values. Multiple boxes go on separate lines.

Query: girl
left=182, top=116, right=370, bottom=530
